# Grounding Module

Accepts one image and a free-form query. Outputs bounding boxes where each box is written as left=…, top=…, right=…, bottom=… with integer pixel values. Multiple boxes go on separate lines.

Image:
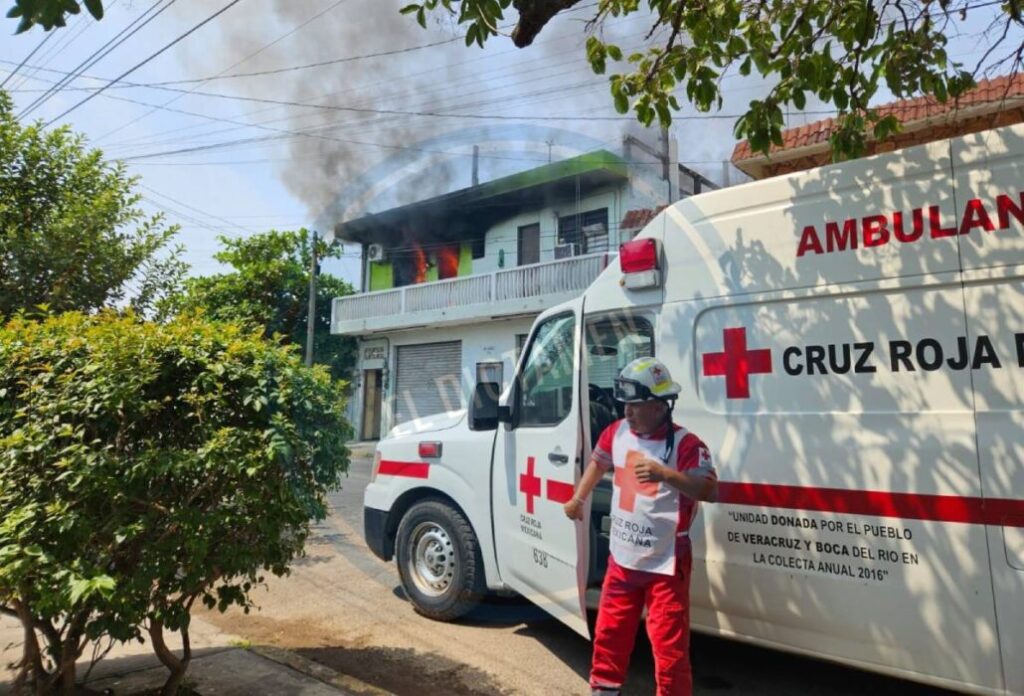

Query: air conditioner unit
left=554, top=243, right=579, bottom=259
left=366, top=243, right=386, bottom=262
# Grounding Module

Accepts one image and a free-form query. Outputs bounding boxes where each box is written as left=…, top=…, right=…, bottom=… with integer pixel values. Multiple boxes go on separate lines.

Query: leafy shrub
left=0, top=311, right=350, bottom=695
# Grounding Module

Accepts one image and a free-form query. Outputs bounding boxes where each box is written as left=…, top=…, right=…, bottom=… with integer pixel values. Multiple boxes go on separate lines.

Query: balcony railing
left=333, top=252, right=609, bottom=325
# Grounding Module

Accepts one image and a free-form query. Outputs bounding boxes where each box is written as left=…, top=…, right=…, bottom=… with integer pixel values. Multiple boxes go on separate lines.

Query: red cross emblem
left=519, top=456, right=542, bottom=514
left=650, top=365, right=663, bottom=379
left=702, top=327, right=772, bottom=399
left=615, top=451, right=661, bottom=512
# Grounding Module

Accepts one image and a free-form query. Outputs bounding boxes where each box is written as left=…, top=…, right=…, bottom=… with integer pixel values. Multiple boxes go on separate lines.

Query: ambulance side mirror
left=469, top=381, right=501, bottom=431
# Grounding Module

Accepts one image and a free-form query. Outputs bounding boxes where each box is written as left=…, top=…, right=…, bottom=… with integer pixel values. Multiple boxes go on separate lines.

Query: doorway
left=361, top=369, right=383, bottom=440
left=517, top=223, right=540, bottom=265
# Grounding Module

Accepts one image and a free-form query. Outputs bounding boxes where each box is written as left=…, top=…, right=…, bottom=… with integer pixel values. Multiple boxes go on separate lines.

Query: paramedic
left=564, top=358, right=718, bottom=696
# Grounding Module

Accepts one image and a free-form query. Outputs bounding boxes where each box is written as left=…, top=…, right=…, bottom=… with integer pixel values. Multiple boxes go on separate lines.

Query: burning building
left=332, top=140, right=719, bottom=440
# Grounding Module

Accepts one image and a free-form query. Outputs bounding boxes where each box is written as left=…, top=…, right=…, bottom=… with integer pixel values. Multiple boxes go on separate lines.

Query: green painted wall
left=368, top=243, right=474, bottom=291
left=369, top=261, right=393, bottom=291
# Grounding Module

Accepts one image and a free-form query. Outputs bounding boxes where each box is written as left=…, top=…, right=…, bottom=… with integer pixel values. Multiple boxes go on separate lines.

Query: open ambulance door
left=490, top=298, right=590, bottom=638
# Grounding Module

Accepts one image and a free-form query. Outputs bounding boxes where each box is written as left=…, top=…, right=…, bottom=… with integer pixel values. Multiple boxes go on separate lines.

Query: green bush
left=0, top=311, right=350, bottom=695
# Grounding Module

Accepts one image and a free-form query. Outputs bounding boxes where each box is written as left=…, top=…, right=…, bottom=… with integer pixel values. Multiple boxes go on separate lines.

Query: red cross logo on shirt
left=519, top=456, right=542, bottom=514
left=615, top=451, right=661, bottom=512
left=702, top=327, right=772, bottom=399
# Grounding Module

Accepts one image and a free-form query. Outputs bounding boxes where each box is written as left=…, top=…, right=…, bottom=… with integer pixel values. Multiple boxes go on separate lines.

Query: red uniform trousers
left=590, top=541, right=693, bottom=696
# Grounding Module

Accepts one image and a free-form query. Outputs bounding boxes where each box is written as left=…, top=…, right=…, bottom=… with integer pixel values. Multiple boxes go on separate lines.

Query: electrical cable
left=93, top=0, right=357, bottom=143
left=19, top=0, right=175, bottom=119
left=139, top=184, right=251, bottom=235
left=43, top=0, right=247, bottom=128
left=1, top=31, right=56, bottom=89
left=10, top=13, right=92, bottom=92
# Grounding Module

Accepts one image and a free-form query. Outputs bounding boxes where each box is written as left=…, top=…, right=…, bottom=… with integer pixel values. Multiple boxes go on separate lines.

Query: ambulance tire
left=396, top=500, right=485, bottom=621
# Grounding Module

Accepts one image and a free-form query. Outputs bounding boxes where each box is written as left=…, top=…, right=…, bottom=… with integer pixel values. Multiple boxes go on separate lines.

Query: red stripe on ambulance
left=377, top=460, right=430, bottom=479
left=718, top=482, right=1024, bottom=527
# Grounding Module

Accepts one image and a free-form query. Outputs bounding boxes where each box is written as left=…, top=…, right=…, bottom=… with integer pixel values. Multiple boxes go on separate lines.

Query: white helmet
left=614, top=358, right=681, bottom=403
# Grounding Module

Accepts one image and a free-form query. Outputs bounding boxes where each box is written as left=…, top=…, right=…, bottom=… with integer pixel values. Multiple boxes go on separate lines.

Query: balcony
left=332, top=253, right=610, bottom=335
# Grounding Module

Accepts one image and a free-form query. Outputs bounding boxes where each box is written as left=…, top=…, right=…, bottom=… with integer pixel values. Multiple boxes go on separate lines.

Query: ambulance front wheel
left=396, top=499, right=485, bottom=621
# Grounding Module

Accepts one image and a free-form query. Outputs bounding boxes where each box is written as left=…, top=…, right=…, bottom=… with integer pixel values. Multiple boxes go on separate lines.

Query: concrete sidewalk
left=0, top=613, right=385, bottom=695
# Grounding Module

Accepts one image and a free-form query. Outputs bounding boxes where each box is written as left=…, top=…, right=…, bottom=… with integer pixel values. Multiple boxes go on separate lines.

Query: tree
left=0, top=311, right=350, bottom=695
left=0, top=91, right=184, bottom=318
left=6, top=0, right=103, bottom=33
left=401, top=0, right=1024, bottom=159
left=171, top=229, right=357, bottom=381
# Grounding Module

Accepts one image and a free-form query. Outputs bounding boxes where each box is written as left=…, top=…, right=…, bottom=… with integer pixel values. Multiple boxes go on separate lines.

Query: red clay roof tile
left=619, top=206, right=667, bottom=230
left=731, top=73, right=1024, bottom=163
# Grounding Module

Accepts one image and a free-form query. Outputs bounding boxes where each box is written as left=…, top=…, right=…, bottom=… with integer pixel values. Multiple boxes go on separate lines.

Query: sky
left=0, top=0, right=1014, bottom=287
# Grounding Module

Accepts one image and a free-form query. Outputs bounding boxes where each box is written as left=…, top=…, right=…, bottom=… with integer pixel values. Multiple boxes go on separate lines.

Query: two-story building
left=331, top=134, right=719, bottom=441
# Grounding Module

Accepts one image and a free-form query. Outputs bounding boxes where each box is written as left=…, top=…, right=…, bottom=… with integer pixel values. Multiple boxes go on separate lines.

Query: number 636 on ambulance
left=361, top=123, right=1024, bottom=695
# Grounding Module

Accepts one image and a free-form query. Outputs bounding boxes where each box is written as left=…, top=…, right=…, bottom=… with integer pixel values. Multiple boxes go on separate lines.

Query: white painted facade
left=350, top=316, right=536, bottom=439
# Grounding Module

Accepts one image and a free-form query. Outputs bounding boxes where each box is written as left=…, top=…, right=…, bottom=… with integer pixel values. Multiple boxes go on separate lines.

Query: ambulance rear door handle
left=548, top=452, right=569, bottom=464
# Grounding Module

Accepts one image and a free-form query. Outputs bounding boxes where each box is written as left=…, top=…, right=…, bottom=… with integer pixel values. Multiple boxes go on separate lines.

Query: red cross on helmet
left=614, top=358, right=682, bottom=403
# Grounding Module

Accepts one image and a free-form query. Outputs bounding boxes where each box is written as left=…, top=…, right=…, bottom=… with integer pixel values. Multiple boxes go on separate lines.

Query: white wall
left=351, top=315, right=537, bottom=439
left=474, top=186, right=625, bottom=274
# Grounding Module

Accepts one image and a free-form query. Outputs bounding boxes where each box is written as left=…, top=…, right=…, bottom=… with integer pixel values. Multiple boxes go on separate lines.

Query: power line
left=4, top=65, right=643, bottom=166
left=44, top=0, right=247, bottom=128
left=1, top=30, right=56, bottom=89
left=94, top=0, right=356, bottom=144
left=139, top=184, right=251, bottom=235
left=107, top=81, right=821, bottom=125
left=11, top=13, right=92, bottom=92
left=7, top=9, right=646, bottom=156
left=19, top=0, right=175, bottom=120
left=115, top=33, right=472, bottom=88
left=8, top=68, right=644, bottom=166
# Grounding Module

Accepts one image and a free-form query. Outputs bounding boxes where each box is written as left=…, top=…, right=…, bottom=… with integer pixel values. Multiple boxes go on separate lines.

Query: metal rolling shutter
left=394, top=341, right=462, bottom=426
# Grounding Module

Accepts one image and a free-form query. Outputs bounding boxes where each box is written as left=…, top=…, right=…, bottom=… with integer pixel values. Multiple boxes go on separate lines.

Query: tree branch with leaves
left=6, top=0, right=103, bottom=33
left=401, top=0, right=1024, bottom=160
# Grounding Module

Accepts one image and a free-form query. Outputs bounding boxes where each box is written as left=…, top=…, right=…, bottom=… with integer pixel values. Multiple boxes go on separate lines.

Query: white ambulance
left=361, top=123, right=1024, bottom=695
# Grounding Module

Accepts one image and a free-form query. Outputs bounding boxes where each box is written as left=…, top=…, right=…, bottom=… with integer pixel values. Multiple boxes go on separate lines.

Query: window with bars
left=557, top=208, right=608, bottom=255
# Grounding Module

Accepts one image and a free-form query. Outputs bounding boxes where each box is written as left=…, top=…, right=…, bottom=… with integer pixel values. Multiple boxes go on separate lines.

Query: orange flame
left=413, top=245, right=427, bottom=284
left=437, top=245, right=459, bottom=279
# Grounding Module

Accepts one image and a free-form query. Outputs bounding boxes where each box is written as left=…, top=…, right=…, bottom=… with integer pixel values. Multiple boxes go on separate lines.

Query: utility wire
left=1, top=31, right=56, bottom=89
left=19, top=0, right=174, bottom=119
left=44, top=0, right=247, bottom=128
left=94, top=0, right=355, bottom=143
left=8, top=67, right=641, bottom=167
left=114, top=34, right=470, bottom=88
left=7, top=10, right=648, bottom=154
left=11, top=14, right=92, bottom=92
left=139, top=184, right=251, bottom=235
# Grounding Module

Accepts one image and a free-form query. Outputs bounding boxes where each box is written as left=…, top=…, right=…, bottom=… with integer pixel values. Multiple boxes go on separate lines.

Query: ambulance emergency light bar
left=618, top=238, right=661, bottom=289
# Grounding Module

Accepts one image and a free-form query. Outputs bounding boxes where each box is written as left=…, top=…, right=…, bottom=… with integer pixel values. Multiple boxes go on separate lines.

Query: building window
left=517, top=223, right=540, bottom=266
left=557, top=208, right=608, bottom=256
left=471, top=235, right=486, bottom=259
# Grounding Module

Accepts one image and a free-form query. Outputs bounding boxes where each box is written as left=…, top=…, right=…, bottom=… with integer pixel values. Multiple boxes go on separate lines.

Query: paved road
left=202, top=452, right=957, bottom=696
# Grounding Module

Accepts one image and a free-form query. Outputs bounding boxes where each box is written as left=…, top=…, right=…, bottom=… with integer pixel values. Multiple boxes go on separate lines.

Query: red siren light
left=618, top=238, right=661, bottom=289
